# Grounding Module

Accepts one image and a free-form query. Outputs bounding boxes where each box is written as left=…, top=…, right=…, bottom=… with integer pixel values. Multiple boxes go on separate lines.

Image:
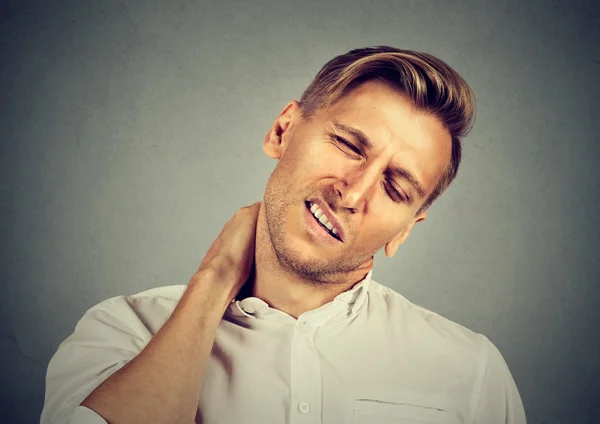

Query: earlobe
left=384, top=212, right=427, bottom=258
left=263, top=101, right=300, bottom=159
left=384, top=240, right=399, bottom=258
left=263, top=128, right=282, bottom=159
left=384, top=231, right=407, bottom=258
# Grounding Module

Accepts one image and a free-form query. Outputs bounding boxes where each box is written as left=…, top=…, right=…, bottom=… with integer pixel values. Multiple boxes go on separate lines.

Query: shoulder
left=365, top=281, right=527, bottom=423
left=100, top=284, right=188, bottom=309
left=41, top=284, right=188, bottom=424
left=84, top=285, right=188, bottom=334
left=367, top=279, right=487, bottom=357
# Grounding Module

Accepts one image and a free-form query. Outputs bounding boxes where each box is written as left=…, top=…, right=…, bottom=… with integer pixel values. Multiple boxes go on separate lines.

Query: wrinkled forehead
left=318, top=82, right=452, bottom=195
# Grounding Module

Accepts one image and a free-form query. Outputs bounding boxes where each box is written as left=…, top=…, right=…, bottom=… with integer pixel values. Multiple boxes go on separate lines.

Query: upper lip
left=307, top=197, right=345, bottom=242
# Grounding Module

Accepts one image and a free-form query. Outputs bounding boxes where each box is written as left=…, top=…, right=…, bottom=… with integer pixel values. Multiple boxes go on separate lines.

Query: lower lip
left=304, top=202, right=342, bottom=245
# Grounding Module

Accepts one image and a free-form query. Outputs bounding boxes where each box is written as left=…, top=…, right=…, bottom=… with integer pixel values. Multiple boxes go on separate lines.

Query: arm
left=58, top=202, right=261, bottom=424
left=79, top=269, right=230, bottom=424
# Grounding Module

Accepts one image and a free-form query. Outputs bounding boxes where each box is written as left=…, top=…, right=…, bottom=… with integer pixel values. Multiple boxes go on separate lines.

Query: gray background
left=1, top=0, right=599, bottom=423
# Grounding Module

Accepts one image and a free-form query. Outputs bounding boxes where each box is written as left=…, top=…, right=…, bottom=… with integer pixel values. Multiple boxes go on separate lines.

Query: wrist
left=188, top=268, right=236, bottom=313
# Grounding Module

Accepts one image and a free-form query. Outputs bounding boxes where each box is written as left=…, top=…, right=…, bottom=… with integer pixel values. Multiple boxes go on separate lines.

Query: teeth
left=319, top=214, right=329, bottom=226
left=309, top=202, right=339, bottom=238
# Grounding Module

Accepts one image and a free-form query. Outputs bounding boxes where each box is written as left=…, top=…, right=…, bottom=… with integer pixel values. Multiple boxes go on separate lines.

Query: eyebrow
left=332, top=120, right=427, bottom=199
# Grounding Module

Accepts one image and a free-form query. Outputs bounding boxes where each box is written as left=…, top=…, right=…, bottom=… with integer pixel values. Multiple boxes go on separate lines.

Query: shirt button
left=243, top=304, right=256, bottom=314
left=298, top=401, right=311, bottom=414
left=297, top=321, right=309, bottom=333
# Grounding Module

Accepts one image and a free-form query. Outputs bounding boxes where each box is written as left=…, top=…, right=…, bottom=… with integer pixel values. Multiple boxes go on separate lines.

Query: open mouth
left=305, top=201, right=342, bottom=242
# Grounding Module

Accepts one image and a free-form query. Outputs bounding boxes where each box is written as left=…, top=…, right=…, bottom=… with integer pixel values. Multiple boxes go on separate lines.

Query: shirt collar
left=226, top=269, right=373, bottom=324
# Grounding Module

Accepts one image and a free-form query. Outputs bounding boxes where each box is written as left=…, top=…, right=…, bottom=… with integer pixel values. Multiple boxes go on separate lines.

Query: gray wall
left=1, top=0, right=599, bottom=423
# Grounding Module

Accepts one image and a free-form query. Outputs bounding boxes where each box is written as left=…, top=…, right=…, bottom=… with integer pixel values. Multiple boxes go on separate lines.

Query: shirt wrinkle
left=41, top=268, right=526, bottom=424
left=469, top=334, right=491, bottom=424
left=229, top=270, right=372, bottom=326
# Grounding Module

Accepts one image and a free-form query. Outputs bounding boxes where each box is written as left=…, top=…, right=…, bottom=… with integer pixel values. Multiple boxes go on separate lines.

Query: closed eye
left=385, top=181, right=409, bottom=203
left=329, top=132, right=410, bottom=204
left=331, top=134, right=362, bottom=156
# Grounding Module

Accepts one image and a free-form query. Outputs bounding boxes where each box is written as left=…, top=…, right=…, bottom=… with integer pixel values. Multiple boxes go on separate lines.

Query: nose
left=333, top=166, right=381, bottom=213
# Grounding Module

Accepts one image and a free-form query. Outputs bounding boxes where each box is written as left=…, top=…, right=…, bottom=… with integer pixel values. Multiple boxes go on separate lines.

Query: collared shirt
left=41, top=270, right=526, bottom=424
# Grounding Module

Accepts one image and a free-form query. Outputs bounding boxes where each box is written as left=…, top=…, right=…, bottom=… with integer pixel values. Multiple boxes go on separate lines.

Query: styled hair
left=299, top=46, right=476, bottom=214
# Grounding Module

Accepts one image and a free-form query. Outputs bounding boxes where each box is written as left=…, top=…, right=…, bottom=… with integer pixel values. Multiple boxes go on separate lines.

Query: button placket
left=297, top=320, right=310, bottom=334
left=289, top=318, right=322, bottom=424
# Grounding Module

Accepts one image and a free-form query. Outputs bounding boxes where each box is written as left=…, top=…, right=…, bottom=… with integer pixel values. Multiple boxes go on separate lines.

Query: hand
left=193, top=201, right=262, bottom=305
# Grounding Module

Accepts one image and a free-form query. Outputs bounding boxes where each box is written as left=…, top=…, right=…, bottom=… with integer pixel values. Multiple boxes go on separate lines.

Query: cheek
left=362, top=216, right=409, bottom=243
left=270, top=145, right=324, bottom=192
left=291, top=144, right=339, bottom=178
left=274, top=145, right=305, bottom=176
left=309, top=144, right=350, bottom=176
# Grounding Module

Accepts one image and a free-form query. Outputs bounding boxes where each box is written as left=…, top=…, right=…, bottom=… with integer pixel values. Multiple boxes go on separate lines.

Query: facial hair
left=262, top=164, right=376, bottom=286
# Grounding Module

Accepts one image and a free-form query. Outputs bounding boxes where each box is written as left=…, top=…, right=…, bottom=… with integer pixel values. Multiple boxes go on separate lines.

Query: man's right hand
left=192, top=201, right=262, bottom=308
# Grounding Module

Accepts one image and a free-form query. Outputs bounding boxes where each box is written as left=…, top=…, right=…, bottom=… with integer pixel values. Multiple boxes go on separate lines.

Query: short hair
left=299, top=46, right=476, bottom=214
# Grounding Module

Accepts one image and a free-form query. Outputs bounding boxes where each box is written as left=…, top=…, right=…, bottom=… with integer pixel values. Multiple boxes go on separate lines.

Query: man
left=41, top=46, right=526, bottom=424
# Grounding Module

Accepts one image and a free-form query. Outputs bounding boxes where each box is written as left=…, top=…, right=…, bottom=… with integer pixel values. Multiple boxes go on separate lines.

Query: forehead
left=317, top=81, right=452, bottom=195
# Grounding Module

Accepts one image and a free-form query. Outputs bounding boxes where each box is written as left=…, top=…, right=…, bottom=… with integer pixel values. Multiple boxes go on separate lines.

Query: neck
left=238, top=204, right=372, bottom=319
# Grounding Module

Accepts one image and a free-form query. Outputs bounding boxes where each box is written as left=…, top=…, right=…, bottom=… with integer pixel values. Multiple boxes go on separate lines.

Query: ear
left=263, top=101, right=301, bottom=159
left=384, top=211, right=427, bottom=258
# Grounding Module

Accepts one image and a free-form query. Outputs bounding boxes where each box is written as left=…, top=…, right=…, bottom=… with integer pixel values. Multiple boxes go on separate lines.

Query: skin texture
left=80, top=204, right=263, bottom=424
left=77, top=80, right=452, bottom=423
left=245, top=80, right=452, bottom=318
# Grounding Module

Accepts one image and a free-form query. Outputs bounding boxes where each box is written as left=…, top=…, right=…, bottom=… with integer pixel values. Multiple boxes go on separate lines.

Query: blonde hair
left=299, top=46, right=476, bottom=214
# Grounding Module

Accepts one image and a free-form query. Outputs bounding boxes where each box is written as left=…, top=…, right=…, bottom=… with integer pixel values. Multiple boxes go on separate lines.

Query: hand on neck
left=237, top=207, right=374, bottom=319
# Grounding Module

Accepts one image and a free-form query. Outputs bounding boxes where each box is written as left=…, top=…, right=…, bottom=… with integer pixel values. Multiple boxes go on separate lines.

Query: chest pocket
left=351, top=389, right=456, bottom=424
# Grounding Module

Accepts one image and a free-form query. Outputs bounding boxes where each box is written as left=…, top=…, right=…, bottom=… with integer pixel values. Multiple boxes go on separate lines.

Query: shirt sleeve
left=41, top=296, right=153, bottom=424
left=472, top=335, right=527, bottom=424
left=68, top=406, right=109, bottom=424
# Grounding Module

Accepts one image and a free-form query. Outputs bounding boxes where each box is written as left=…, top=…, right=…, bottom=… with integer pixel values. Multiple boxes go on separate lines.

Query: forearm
left=80, top=270, right=230, bottom=424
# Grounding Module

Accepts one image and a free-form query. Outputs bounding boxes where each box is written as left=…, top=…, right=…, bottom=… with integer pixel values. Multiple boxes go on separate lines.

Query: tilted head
left=260, top=46, right=476, bottom=284
left=299, top=46, right=476, bottom=215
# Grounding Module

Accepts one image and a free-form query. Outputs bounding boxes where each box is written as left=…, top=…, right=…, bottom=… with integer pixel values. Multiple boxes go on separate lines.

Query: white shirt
left=41, top=270, right=526, bottom=424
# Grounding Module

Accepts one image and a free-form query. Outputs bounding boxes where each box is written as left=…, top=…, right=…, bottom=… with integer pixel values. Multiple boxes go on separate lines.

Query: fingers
left=246, top=201, right=262, bottom=210
left=239, top=201, right=262, bottom=217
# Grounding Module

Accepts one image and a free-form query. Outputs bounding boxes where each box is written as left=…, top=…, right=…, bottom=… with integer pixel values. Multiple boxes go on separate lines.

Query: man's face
left=262, top=80, right=451, bottom=284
